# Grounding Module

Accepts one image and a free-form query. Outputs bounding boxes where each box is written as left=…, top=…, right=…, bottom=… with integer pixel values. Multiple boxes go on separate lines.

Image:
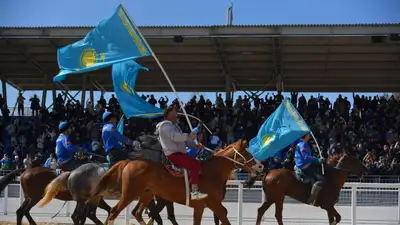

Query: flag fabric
left=112, top=60, right=163, bottom=119
left=54, top=4, right=151, bottom=82
left=117, top=117, right=124, bottom=134
left=249, top=99, right=311, bottom=161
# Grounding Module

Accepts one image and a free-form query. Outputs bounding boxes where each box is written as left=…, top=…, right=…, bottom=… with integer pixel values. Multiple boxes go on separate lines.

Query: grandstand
left=1, top=23, right=400, bottom=107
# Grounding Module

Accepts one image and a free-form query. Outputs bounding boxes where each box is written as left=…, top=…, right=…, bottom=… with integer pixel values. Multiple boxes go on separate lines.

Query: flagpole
left=121, top=5, right=195, bottom=132
left=310, top=132, right=325, bottom=174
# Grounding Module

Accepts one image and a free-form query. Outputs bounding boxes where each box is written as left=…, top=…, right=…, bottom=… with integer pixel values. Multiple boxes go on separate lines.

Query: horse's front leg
left=322, top=205, right=340, bottom=225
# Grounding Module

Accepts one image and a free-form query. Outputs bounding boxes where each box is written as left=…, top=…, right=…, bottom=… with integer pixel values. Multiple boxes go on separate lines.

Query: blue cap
left=102, top=111, right=113, bottom=122
left=58, top=122, right=69, bottom=130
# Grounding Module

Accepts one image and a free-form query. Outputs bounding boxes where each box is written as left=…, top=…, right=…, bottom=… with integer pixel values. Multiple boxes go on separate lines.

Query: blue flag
left=117, top=117, right=124, bottom=134
left=112, top=60, right=163, bottom=119
left=54, top=4, right=151, bottom=82
left=249, top=99, right=310, bottom=161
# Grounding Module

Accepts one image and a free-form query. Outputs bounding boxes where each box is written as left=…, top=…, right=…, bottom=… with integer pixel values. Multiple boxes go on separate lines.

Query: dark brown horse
left=251, top=153, right=367, bottom=225
left=88, top=140, right=263, bottom=225
left=0, top=167, right=111, bottom=225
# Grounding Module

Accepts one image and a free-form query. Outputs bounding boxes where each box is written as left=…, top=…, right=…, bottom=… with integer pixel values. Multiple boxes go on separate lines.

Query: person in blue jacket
left=102, top=112, right=138, bottom=166
left=295, top=133, right=325, bottom=206
left=186, top=126, right=204, bottom=158
left=56, top=121, right=83, bottom=171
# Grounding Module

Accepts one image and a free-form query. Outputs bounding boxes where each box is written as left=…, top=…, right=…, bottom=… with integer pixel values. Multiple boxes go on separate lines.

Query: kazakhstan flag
left=112, top=60, right=163, bottom=119
left=249, top=99, right=310, bottom=161
left=54, top=4, right=151, bottom=82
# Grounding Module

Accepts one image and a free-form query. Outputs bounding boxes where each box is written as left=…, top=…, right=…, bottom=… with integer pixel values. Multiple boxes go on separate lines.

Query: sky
left=0, top=0, right=399, bottom=109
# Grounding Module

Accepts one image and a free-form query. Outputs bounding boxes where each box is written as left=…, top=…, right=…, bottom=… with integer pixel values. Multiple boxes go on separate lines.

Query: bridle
left=215, top=144, right=258, bottom=173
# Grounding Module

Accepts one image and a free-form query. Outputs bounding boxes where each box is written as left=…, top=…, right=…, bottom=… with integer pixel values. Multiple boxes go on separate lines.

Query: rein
left=215, top=145, right=256, bottom=172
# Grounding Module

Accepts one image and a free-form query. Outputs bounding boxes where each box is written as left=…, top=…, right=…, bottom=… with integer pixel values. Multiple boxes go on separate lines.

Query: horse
left=38, top=134, right=178, bottom=225
left=132, top=147, right=234, bottom=225
left=0, top=166, right=111, bottom=225
left=88, top=139, right=264, bottom=225
left=140, top=182, right=229, bottom=225
left=252, top=153, right=368, bottom=225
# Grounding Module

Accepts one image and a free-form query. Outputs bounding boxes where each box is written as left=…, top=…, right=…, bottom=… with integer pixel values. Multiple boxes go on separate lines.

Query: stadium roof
left=0, top=23, right=400, bottom=93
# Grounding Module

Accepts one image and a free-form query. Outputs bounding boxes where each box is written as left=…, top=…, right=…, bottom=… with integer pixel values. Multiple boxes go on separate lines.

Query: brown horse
left=252, top=153, right=368, bottom=225
left=131, top=147, right=234, bottom=225
left=88, top=140, right=264, bottom=225
left=0, top=167, right=111, bottom=225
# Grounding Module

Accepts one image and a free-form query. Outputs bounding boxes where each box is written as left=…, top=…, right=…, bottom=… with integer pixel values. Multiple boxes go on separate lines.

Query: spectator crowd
left=1, top=91, right=400, bottom=176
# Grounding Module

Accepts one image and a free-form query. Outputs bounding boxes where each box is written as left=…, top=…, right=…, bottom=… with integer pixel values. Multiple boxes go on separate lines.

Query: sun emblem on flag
left=121, top=82, right=135, bottom=95
left=262, top=133, right=276, bottom=148
left=80, top=48, right=97, bottom=68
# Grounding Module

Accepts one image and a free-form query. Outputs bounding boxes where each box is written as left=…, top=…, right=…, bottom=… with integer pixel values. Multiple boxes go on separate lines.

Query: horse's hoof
left=146, top=218, right=153, bottom=225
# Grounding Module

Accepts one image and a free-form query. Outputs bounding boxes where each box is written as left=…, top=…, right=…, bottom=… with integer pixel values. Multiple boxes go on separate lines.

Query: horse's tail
left=91, top=160, right=130, bottom=197
left=0, top=168, right=26, bottom=192
left=39, top=171, right=71, bottom=208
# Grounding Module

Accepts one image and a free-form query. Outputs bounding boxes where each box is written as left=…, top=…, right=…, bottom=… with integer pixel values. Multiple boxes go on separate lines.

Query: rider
left=295, top=133, right=325, bottom=206
left=56, top=121, right=83, bottom=171
left=101, top=111, right=139, bottom=166
left=155, top=106, right=208, bottom=200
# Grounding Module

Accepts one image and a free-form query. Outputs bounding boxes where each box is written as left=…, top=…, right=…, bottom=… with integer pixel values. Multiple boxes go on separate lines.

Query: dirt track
left=0, top=223, right=137, bottom=225
left=0, top=223, right=68, bottom=225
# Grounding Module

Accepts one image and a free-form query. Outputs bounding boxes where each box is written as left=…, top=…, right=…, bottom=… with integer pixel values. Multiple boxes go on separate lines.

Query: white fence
left=1, top=181, right=400, bottom=225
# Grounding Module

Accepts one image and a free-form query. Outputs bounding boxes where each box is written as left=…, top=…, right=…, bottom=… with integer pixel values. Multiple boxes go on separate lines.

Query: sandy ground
left=0, top=198, right=399, bottom=225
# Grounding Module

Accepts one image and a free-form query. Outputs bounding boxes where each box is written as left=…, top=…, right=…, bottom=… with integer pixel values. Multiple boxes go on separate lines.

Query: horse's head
left=215, top=139, right=264, bottom=176
left=328, top=153, right=368, bottom=177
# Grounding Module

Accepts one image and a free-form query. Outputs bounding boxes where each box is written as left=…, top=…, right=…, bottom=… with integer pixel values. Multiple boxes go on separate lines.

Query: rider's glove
left=132, top=141, right=141, bottom=149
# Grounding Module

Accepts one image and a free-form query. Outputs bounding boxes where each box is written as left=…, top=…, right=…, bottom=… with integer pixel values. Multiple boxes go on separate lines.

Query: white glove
left=132, top=141, right=141, bottom=149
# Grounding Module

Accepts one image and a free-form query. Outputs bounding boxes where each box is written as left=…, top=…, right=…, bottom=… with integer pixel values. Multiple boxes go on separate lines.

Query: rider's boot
left=190, top=189, right=208, bottom=200
left=307, top=183, right=322, bottom=206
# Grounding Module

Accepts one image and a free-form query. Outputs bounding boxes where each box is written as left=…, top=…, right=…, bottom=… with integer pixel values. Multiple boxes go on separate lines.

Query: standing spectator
left=158, top=96, right=169, bottom=109
left=29, top=94, right=40, bottom=116
left=17, top=92, right=25, bottom=116
left=108, top=94, right=118, bottom=108
left=148, top=95, right=157, bottom=105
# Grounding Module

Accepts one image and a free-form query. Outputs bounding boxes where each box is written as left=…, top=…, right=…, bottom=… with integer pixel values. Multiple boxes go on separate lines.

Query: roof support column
left=1, top=78, right=7, bottom=108
left=52, top=84, right=57, bottom=106
left=225, top=73, right=232, bottom=102
left=211, top=37, right=235, bottom=102
left=272, top=37, right=284, bottom=92
left=81, top=75, right=87, bottom=108
left=89, top=76, right=94, bottom=110
left=41, top=74, right=48, bottom=108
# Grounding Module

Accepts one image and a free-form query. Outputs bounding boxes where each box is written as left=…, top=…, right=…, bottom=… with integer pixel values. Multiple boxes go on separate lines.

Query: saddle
left=162, top=154, right=185, bottom=177
left=294, top=166, right=315, bottom=184
left=55, top=162, right=110, bottom=176
left=162, top=150, right=213, bottom=177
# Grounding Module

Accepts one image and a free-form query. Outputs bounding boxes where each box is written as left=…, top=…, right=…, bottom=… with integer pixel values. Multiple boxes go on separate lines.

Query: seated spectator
left=45, top=153, right=58, bottom=169
left=23, top=155, right=32, bottom=168
left=1, top=154, right=12, bottom=170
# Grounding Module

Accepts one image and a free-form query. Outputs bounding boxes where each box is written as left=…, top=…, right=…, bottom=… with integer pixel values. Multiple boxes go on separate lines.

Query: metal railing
left=1, top=181, right=400, bottom=225
left=2, top=171, right=400, bottom=183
